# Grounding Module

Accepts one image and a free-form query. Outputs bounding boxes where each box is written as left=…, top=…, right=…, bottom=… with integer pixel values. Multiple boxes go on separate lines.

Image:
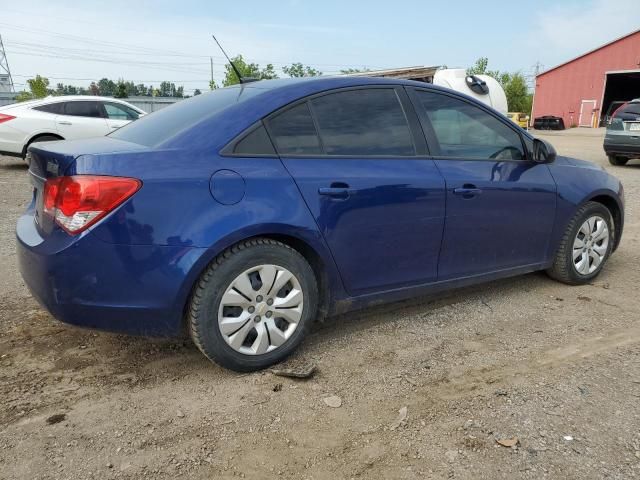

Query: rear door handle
left=318, top=187, right=354, bottom=198
left=57, top=121, right=72, bottom=125
left=453, top=185, right=482, bottom=198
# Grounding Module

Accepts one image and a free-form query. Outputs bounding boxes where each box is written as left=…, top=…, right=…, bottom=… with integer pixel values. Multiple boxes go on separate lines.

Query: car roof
left=235, top=75, right=435, bottom=93
left=36, top=95, right=134, bottom=103
left=110, top=75, right=517, bottom=151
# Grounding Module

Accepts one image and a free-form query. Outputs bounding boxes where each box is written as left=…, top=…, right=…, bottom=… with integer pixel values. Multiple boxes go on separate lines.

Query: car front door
left=267, top=87, right=446, bottom=296
left=55, top=101, right=110, bottom=139
left=408, top=88, right=557, bottom=280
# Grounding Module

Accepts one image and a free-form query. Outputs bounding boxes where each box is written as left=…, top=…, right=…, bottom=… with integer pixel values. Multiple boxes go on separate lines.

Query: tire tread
left=187, top=238, right=310, bottom=370
left=547, top=201, right=612, bottom=285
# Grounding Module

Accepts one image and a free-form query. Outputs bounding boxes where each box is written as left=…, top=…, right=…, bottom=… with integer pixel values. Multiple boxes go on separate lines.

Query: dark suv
left=604, top=99, right=640, bottom=165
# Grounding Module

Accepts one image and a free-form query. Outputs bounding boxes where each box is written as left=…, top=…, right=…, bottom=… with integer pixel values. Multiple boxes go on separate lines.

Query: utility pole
left=0, top=34, right=15, bottom=93
left=533, top=61, right=544, bottom=77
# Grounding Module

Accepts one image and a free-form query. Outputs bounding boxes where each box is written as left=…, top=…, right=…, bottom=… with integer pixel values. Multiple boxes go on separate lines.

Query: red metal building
left=532, top=29, right=640, bottom=128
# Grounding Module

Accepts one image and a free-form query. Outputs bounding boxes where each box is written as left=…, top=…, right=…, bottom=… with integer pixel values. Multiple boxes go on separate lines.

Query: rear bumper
left=603, top=139, right=640, bottom=157
left=16, top=210, right=207, bottom=336
left=0, top=131, right=26, bottom=156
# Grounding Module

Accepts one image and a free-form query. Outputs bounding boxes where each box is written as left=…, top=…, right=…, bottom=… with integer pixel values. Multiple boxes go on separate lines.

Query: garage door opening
left=601, top=70, right=640, bottom=126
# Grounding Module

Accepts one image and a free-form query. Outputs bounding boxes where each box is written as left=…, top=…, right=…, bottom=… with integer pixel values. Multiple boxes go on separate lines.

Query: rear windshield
left=109, top=86, right=262, bottom=147
left=622, top=102, right=640, bottom=116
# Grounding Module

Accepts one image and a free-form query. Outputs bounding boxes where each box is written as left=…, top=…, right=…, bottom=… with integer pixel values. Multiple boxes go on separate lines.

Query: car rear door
left=408, top=87, right=556, bottom=280
left=55, top=100, right=110, bottom=139
left=266, top=86, right=446, bottom=296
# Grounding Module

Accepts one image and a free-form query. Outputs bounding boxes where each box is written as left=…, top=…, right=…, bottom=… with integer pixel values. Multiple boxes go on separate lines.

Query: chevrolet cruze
left=17, top=77, right=624, bottom=371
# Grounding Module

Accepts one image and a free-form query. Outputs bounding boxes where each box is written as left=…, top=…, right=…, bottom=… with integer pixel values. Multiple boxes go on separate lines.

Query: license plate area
left=28, top=169, right=46, bottom=229
left=629, top=122, right=640, bottom=131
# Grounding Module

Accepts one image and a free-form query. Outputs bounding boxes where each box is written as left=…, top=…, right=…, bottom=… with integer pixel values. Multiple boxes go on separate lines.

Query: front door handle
left=57, top=121, right=72, bottom=126
left=453, top=184, right=482, bottom=198
left=318, top=187, right=353, bottom=198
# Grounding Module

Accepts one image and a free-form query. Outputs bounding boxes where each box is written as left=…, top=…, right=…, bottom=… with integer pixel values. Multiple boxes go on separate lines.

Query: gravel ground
left=1, top=129, right=639, bottom=479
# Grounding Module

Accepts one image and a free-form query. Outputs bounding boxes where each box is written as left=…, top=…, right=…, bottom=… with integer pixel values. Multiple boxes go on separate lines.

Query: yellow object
left=507, top=112, right=529, bottom=129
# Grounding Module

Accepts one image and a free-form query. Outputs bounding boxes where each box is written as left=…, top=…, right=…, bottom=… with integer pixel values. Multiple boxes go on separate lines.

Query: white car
left=0, top=96, right=146, bottom=160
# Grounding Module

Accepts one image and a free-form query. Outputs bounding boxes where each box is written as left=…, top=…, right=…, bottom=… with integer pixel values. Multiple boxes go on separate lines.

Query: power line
left=0, top=23, right=387, bottom=71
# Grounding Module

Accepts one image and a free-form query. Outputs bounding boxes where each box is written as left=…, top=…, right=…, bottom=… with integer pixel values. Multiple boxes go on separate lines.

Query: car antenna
left=211, top=35, right=259, bottom=84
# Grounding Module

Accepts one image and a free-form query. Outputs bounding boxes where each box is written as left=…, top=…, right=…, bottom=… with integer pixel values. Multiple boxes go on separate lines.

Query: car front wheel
left=608, top=155, right=628, bottom=166
left=188, top=238, right=318, bottom=371
left=547, top=202, right=614, bottom=285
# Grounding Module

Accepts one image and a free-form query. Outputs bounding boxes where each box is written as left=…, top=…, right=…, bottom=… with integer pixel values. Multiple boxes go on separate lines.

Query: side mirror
left=533, top=138, right=557, bottom=163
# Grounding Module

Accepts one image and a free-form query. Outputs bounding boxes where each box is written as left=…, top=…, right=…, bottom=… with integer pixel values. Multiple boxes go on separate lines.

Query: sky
left=1, top=0, right=640, bottom=95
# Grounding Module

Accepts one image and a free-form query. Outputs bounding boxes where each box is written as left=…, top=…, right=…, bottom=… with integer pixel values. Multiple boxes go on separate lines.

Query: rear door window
left=309, top=89, right=415, bottom=156
left=33, top=103, right=64, bottom=114
left=62, top=101, right=104, bottom=118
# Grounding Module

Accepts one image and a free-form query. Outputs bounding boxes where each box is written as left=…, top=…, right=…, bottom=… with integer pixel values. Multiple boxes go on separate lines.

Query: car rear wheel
left=188, top=238, right=318, bottom=372
left=608, top=155, right=628, bottom=166
left=547, top=202, right=614, bottom=285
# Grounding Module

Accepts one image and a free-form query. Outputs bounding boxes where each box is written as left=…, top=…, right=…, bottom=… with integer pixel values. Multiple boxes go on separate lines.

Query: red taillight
left=43, top=175, right=141, bottom=234
left=0, top=113, right=16, bottom=124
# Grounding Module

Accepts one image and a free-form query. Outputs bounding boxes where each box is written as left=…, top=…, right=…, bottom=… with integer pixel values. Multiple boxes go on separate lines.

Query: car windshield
left=109, top=86, right=262, bottom=147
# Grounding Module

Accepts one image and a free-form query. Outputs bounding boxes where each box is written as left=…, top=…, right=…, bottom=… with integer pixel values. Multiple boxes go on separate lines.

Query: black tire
left=608, top=155, right=628, bottom=166
left=547, top=202, right=614, bottom=285
left=188, top=238, right=318, bottom=372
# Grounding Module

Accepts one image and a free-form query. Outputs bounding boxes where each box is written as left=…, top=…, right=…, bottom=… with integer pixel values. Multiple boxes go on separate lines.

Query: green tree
left=97, top=78, right=116, bottom=96
left=158, top=81, right=184, bottom=97
left=193, top=89, right=202, bottom=96
left=114, top=81, right=128, bottom=98
left=222, top=55, right=279, bottom=86
left=282, top=62, right=322, bottom=77
left=467, top=58, right=533, bottom=114
left=502, top=72, right=532, bottom=113
left=340, top=68, right=370, bottom=74
left=28, top=75, right=50, bottom=98
left=16, top=75, right=50, bottom=102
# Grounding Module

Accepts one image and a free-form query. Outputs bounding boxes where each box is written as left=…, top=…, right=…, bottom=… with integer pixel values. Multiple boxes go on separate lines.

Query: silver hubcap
left=218, top=264, right=303, bottom=355
left=573, top=215, right=609, bottom=275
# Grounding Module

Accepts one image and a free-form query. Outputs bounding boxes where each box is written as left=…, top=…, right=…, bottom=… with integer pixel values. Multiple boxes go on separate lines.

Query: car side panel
left=69, top=150, right=349, bottom=319
left=0, top=110, right=59, bottom=155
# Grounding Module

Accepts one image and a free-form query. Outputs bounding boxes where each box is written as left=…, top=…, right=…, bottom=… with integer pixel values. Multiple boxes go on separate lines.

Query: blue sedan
left=16, top=76, right=624, bottom=371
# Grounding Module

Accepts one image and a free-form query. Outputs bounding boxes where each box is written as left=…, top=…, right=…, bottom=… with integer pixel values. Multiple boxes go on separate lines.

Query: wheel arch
left=584, top=192, right=623, bottom=252
left=23, top=132, right=64, bottom=157
left=178, top=226, right=341, bottom=334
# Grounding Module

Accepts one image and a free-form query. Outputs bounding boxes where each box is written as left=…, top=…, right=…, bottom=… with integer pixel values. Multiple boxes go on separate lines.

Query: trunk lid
left=28, top=137, right=147, bottom=235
